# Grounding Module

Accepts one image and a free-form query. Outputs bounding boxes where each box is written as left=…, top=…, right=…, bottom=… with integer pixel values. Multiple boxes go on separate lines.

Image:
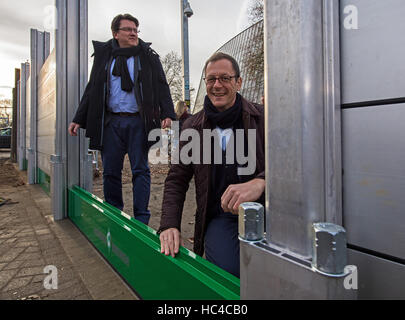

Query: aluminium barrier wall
left=17, top=30, right=51, bottom=191
left=340, top=0, right=405, bottom=298
left=37, top=49, right=56, bottom=194
left=25, top=72, right=31, bottom=170
left=240, top=0, right=405, bottom=299
left=28, top=29, right=50, bottom=185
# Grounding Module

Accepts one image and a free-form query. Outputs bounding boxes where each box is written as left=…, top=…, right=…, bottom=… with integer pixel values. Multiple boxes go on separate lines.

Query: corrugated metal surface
left=37, top=49, right=56, bottom=176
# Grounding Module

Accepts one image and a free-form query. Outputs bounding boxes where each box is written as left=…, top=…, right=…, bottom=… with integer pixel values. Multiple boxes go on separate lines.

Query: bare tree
left=248, top=0, right=264, bottom=23
left=161, top=51, right=184, bottom=104
left=161, top=51, right=195, bottom=107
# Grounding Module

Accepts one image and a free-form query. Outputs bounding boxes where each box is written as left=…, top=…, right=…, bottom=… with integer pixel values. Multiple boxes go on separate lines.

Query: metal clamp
left=312, top=222, right=347, bottom=276
left=238, top=202, right=265, bottom=242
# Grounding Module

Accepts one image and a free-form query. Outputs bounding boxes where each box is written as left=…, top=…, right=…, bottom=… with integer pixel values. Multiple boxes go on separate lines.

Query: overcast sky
left=0, top=0, right=253, bottom=100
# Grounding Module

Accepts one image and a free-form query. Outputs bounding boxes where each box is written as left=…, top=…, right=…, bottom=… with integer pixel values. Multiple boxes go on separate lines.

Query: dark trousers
left=204, top=213, right=240, bottom=278
left=101, top=114, right=151, bottom=224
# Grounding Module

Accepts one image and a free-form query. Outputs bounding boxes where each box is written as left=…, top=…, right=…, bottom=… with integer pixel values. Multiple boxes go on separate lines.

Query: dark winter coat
left=158, top=97, right=265, bottom=256
left=72, top=38, right=176, bottom=150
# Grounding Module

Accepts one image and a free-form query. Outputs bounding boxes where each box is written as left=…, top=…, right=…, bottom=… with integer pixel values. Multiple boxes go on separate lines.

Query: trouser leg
left=126, top=115, right=151, bottom=225
left=204, top=214, right=240, bottom=278
left=101, top=117, right=125, bottom=211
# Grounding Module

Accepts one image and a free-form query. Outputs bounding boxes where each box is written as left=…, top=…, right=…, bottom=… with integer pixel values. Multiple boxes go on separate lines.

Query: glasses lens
left=205, top=76, right=234, bottom=85
left=206, top=77, right=215, bottom=84
left=121, top=27, right=138, bottom=33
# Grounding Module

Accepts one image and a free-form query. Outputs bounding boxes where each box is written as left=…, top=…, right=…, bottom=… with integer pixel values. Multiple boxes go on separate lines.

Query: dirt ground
left=0, top=152, right=25, bottom=188
left=92, top=154, right=197, bottom=252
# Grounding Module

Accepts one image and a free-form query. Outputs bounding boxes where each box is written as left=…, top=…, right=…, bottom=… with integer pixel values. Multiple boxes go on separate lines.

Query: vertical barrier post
left=264, top=0, right=326, bottom=256
left=28, top=29, right=50, bottom=184
left=16, top=79, right=21, bottom=164
left=240, top=0, right=354, bottom=299
left=78, top=0, right=91, bottom=193
left=28, top=29, right=38, bottom=184
left=54, top=0, right=89, bottom=220
left=11, top=69, right=20, bottom=163
left=19, top=63, right=29, bottom=171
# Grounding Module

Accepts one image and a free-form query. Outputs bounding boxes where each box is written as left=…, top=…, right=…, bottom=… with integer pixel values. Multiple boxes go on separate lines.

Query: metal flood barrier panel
left=37, top=49, right=56, bottom=194
left=68, top=186, right=240, bottom=300
left=241, top=0, right=404, bottom=299
left=340, top=0, right=405, bottom=298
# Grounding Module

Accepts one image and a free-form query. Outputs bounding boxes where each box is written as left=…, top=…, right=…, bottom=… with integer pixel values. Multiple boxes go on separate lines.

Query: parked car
left=0, top=127, right=11, bottom=149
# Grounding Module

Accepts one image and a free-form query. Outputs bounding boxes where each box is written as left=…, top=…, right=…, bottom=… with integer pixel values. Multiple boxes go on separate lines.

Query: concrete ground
left=0, top=151, right=138, bottom=300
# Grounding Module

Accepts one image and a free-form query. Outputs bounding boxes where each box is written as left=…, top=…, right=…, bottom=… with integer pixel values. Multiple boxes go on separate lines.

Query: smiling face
left=205, top=59, right=242, bottom=112
left=113, top=19, right=139, bottom=48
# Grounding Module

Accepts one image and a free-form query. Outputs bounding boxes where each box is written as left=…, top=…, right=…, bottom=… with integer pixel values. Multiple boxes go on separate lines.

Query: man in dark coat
left=68, top=14, right=176, bottom=225
left=158, top=52, right=265, bottom=277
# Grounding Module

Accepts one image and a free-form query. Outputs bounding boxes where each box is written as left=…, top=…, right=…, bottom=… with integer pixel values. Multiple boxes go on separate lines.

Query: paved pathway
left=0, top=157, right=138, bottom=300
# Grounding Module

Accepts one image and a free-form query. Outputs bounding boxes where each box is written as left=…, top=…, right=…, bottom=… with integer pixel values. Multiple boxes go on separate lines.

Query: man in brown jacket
left=158, top=52, right=265, bottom=277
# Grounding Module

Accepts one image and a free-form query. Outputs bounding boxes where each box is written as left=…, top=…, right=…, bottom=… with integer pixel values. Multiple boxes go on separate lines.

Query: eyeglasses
left=204, top=75, right=238, bottom=85
left=118, top=27, right=140, bottom=34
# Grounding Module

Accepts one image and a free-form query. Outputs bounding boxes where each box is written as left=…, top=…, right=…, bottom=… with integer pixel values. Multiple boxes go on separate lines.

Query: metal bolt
left=238, top=202, right=264, bottom=242
left=312, top=223, right=347, bottom=275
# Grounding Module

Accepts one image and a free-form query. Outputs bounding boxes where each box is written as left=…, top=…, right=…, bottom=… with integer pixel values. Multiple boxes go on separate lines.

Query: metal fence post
left=19, top=62, right=29, bottom=171
left=53, top=0, right=88, bottom=220
left=28, top=29, right=50, bottom=185
left=78, top=0, right=92, bottom=193
left=11, top=69, right=20, bottom=163
left=240, top=0, right=354, bottom=299
left=16, top=79, right=21, bottom=165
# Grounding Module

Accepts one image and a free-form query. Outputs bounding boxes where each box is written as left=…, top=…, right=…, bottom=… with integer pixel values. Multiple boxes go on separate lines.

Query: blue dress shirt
left=108, top=56, right=140, bottom=113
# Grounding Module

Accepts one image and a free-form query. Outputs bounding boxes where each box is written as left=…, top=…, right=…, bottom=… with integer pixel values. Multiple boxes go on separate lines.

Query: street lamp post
left=181, top=0, right=193, bottom=110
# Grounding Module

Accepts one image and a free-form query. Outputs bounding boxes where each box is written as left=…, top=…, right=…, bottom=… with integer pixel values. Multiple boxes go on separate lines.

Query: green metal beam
left=37, top=167, right=50, bottom=195
left=22, top=158, right=28, bottom=171
left=68, top=186, right=240, bottom=300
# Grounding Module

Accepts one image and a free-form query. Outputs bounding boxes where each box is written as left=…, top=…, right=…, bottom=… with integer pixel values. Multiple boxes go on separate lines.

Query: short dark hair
left=111, top=14, right=139, bottom=33
left=204, top=52, right=240, bottom=78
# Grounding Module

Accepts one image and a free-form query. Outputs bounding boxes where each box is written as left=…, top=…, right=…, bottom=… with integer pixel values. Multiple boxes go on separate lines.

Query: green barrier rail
left=37, top=168, right=50, bottom=195
left=22, top=158, right=28, bottom=171
left=68, top=186, right=240, bottom=300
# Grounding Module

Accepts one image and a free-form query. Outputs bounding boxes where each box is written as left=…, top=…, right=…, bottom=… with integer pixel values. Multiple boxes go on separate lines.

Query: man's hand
left=161, top=118, right=172, bottom=129
left=221, top=178, right=265, bottom=215
left=160, top=228, right=182, bottom=258
left=68, top=122, right=81, bottom=136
